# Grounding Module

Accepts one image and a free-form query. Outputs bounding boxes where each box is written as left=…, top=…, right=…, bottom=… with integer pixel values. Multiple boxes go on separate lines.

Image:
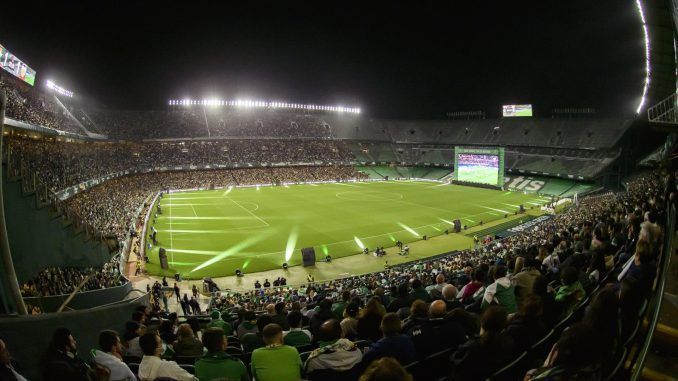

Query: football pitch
left=145, top=181, right=550, bottom=279
left=457, top=165, right=499, bottom=185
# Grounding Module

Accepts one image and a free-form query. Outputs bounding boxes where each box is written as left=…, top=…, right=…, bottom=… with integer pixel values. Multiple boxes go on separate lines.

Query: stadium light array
left=46, top=80, right=74, bottom=97
left=168, top=98, right=361, bottom=114
left=635, top=0, right=650, bottom=114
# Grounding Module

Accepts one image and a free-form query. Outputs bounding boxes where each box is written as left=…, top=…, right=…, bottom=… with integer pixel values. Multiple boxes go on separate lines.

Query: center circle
left=335, top=191, right=404, bottom=202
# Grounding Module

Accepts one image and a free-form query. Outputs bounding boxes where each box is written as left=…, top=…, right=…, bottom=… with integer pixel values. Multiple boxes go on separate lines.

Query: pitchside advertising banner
left=502, top=104, right=532, bottom=117
left=0, top=43, right=36, bottom=86
left=454, top=147, right=504, bottom=187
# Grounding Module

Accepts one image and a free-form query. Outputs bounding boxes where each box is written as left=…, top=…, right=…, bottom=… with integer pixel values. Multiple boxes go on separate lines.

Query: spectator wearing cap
left=242, top=315, right=273, bottom=352
left=138, top=333, right=197, bottom=381
left=362, top=313, right=416, bottom=366
left=173, top=323, right=204, bottom=357
left=251, top=324, right=302, bottom=381
left=42, top=328, right=90, bottom=381
left=93, top=330, right=136, bottom=381
left=305, top=319, right=362, bottom=376
left=195, top=327, right=250, bottom=381
left=207, top=310, right=233, bottom=336
left=340, top=302, right=360, bottom=340
left=283, top=310, right=313, bottom=347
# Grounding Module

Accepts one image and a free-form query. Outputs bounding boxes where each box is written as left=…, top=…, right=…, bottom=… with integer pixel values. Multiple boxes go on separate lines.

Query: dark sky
left=0, top=0, right=644, bottom=118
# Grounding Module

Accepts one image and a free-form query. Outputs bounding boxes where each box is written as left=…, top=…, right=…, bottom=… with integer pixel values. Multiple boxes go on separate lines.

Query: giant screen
left=0, top=43, right=36, bottom=86
left=454, top=147, right=504, bottom=187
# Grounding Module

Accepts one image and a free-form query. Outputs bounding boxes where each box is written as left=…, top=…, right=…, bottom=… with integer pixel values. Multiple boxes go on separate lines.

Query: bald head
left=429, top=300, right=447, bottom=318
left=442, top=284, right=458, bottom=301
left=319, top=319, right=342, bottom=342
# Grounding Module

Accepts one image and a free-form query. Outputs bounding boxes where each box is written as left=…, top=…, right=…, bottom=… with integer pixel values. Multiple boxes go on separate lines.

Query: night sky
left=0, top=0, right=644, bottom=118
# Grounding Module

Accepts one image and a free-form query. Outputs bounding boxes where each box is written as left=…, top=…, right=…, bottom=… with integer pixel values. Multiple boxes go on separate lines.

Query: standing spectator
left=174, top=283, right=181, bottom=302
left=93, top=330, right=137, bottom=381
left=195, top=328, right=250, bottom=381
left=138, top=333, right=197, bottom=381
left=251, top=324, right=302, bottom=381
left=42, top=328, right=91, bottom=381
left=362, top=313, right=416, bottom=366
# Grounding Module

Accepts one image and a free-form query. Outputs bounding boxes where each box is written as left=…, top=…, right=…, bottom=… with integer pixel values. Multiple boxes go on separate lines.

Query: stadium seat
left=602, top=347, right=628, bottom=381
left=307, top=365, right=363, bottom=381
left=179, top=364, right=195, bottom=374
left=173, top=356, right=199, bottom=364
left=300, top=351, right=313, bottom=363
left=486, top=351, right=528, bottom=381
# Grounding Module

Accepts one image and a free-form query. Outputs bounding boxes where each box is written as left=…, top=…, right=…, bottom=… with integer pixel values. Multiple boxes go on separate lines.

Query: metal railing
left=647, top=92, right=678, bottom=124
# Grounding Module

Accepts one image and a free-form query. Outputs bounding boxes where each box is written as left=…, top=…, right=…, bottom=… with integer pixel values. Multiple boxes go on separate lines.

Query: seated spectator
left=425, top=274, right=448, bottom=299
left=251, top=324, right=302, bottom=381
left=173, top=323, right=204, bottom=357
left=408, top=300, right=466, bottom=358
left=458, top=268, right=485, bottom=302
left=525, top=323, right=601, bottom=380
left=555, top=266, right=585, bottom=314
left=513, top=258, right=542, bottom=302
left=451, top=306, right=515, bottom=380
left=207, top=310, right=233, bottom=336
left=583, top=288, right=620, bottom=367
left=619, top=239, right=657, bottom=296
left=42, top=328, right=91, bottom=381
left=358, top=297, right=385, bottom=342
left=362, top=313, right=416, bottom=366
left=159, top=319, right=178, bottom=345
left=409, top=279, right=430, bottom=303
left=1, top=338, right=29, bottom=381
left=138, top=333, right=197, bottom=381
left=310, top=298, right=334, bottom=337
left=305, top=319, right=362, bottom=376
left=503, top=295, right=546, bottom=351
left=387, top=283, right=414, bottom=313
left=442, top=284, right=464, bottom=311
left=93, top=330, right=136, bottom=381
left=481, top=265, right=518, bottom=313
left=237, top=310, right=258, bottom=339
left=448, top=308, right=480, bottom=338
left=533, top=275, right=562, bottom=327
left=283, top=310, right=312, bottom=347
left=242, top=315, right=273, bottom=352
left=359, top=357, right=414, bottom=381
left=123, top=321, right=144, bottom=357
left=333, top=290, right=352, bottom=319
left=340, top=302, right=360, bottom=340
left=195, top=327, right=250, bottom=381
left=401, top=299, right=428, bottom=333
left=271, top=302, right=290, bottom=331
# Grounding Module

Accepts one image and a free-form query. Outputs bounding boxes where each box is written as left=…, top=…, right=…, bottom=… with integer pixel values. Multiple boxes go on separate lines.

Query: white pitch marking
left=225, top=197, right=270, bottom=227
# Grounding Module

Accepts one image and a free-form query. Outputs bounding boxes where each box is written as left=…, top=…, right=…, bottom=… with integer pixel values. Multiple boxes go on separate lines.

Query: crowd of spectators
left=64, top=166, right=366, bottom=241
left=20, top=257, right=126, bottom=297
left=6, top=135, right=356, bottom=193
left=0, top=75, right=83, bottom=135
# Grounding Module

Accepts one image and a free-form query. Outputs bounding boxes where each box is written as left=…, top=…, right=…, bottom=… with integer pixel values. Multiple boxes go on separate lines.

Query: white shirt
left=94, top=350, right=136, bottom=381
left=138, top=355, right=197, bottom=381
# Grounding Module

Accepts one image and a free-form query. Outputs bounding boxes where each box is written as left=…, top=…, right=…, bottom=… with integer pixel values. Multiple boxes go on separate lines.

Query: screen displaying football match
left=0, top=43, right=36, bottom=86
left=502, top=104, right=532, bottom=117
left=454, top=147, right=504, bottom=187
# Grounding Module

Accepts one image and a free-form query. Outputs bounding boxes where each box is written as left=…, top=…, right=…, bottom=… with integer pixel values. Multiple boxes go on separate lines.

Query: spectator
left=309, top=299, right=334, bottom=337
left=332, top=290, right=351, bottom=319
left=42, top=328, right=90, bottom=381
left=357, top=297, right=385, bottom=342
left=582, top=287, right=620, bottom=366
left=93, top=330, right=136, bottom=381
left=138, top=333, right=197, bottom=381
left=513, top=258, right=542, bottom=302
left=425, top=274, right=448, bottom=299
left=250, top=324, right=302, bottom=381
left=503, top=295, right=546, bottom=351
left=305, top=319, right=362, bottom=375
left=442, top=284, right=464, bottom=311
left=409, top=279, right=430, bottom=303
left=533, top=275, right=561, bottom=327
left=173, top=323, right=204, bottom=357
left=271, top=302, right=290, bottom=330
left=388, top=283, right=415, bottom=313
left=341, top=302, right=360, bottom=340
left=237, top=310, right=258, bottom=339
left=207, top=310, right=233, bottom=336
left=555, top=266, right=585, bottom=314
left=195, top=327, right=250, bottom=381
left=283, top=310, right=312, bottom=347
left=451, top=306, right=515, bottom=380
left=481, top=265, right=518, bottom=313
left=458, top=268, right=485, bottom=302
left=0, top=338, right=28, bottom=381
left=242, top=315, right=273, bottom=352
left=401, top=300, right=428, bottom=333
left=408, top=300, right=466, bottom=358
left=359, top=357, right=414, bottom=381
left=362, top=313, right=416, bottom=366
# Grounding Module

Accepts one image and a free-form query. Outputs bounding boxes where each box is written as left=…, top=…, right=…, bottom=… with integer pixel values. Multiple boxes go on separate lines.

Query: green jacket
left=332, top=301, right=347, bottom=319
left=195, top=351, right=250, bottom=381
left=207, top=319, right=234, bottom=336
left=481, top=277, right=517, bottom=314
left=555, top=282, right=585, bottom=312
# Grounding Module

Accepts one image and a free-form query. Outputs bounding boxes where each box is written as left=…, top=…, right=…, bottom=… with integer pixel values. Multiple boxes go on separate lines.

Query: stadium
left=0, top=1, right=677, bottom=380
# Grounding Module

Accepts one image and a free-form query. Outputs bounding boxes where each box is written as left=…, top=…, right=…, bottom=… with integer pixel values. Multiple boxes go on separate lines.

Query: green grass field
left=145, top=181, right=550, bottom=278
